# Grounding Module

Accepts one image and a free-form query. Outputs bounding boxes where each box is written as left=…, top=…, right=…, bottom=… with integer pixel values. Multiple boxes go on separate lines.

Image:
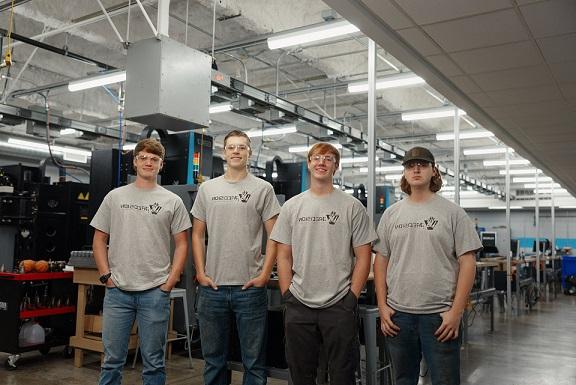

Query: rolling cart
left=0, top=271, right=76, bottom=370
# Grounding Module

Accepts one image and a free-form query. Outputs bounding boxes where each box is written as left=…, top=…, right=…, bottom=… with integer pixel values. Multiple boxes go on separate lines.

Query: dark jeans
left=283, top=290, right=359, bottom=385
left=99, top=287, right=170, bottom=385
left=197, top=285, right=268, bottom=385
left=387, top=311, right=461, bottom=385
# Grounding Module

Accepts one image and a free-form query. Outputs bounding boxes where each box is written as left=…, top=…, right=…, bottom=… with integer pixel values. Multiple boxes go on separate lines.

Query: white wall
left=466, top=209, right=576, bottom=240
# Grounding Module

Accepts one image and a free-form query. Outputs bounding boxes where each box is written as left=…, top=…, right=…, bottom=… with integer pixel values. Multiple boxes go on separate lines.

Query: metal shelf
left=20, top=306, right=76, bottom=319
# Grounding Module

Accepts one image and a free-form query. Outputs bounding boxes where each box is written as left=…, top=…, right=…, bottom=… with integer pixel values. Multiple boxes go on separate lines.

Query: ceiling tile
left=512, top=100, right=574, bottom=117
left=566, top=99, right=576, bottom=110
left=516, top=0, right=545, bottom=4
left=361, top=0, right=414, bottom=29
left=520, top=0, right=576, bottom=38
left=470, top=64, right=554, bottom=92
left=560, top=84, right=576, bottom=99
left=396, top=28, right=442, bottom=56
left=537, top=33, right=576, bottom=64
left=449, top=75, right=482, bottom=93
left=450, top=41, right=542, bottom=74
left=422, top=9, right=529, bottom=52
left=521, top=124, right=576, bottom=136
left=549, top=61, right=576, bottom=83
left=487, top=85, right=563, bottom=106
left=394, top=0, right=511, bottom=25
left=484, top=106, right=520, bottom=120
left=467, top=92, right=495, bottom=108
left=511, top=112, right=576, bottom=128
left=425, top=54, right=463, bottom=76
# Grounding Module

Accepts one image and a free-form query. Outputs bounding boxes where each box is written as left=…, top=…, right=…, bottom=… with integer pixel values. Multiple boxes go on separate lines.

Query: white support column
left=367, top=39, right=376, bottom=224
left=157, top=0, right=171, bottom=37
left=505, top=148, right=512, bottom=316
left=453, top=107, right=461, bottom=205
left=535, top=171, right=541, bottom=291
left=550, top=185, right=556, bottom=301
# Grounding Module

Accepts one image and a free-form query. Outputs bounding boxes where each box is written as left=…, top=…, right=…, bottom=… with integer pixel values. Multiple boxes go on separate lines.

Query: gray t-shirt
left=270, top=189, right=377, bottom=309
left=190, top=174, right=280, bottom=285
left=90, top=184, right=192, bottom=291
left=374, top=194, right=482, bottom=314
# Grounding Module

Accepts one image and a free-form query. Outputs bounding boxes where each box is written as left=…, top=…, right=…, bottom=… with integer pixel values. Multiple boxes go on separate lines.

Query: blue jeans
left=386, top=311, right=461, bottom=385
left=99, top=287, right=171, bottom=385
left=197, top=285, right=268, bottom=385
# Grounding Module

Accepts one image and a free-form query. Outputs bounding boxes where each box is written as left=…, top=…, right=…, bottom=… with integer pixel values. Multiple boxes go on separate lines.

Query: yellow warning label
left=77, top=192, right=89, bottom=201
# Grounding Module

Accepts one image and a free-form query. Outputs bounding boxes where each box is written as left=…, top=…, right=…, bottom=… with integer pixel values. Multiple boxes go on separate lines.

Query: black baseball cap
left=402, top=146, right=435, bottom=165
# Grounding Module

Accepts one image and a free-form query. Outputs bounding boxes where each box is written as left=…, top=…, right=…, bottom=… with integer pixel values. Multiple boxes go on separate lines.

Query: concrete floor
left=2, top=295, right=576, bottom=384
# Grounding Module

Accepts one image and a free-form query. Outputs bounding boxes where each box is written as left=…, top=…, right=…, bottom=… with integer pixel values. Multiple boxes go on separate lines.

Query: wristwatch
left=99, top=272, right=112, bottom=284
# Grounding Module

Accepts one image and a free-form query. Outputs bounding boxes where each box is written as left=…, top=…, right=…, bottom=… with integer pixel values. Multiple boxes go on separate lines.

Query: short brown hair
left=307, top=143, right=340, bottom=166
left=400, top=164, right=443, bottom=194
left=134, top=138, right=165, bottom=159
left=224, top=130, right=251, bottom=147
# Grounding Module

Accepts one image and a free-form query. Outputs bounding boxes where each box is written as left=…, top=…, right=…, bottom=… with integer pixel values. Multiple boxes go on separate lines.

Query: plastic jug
left=19, top=320, right=45, bottom=347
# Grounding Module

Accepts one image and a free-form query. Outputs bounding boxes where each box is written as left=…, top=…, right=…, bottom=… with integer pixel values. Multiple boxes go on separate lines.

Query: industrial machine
left=265, top=157, right=308, bottom=201
left=0, top=165, right=88, bottom=271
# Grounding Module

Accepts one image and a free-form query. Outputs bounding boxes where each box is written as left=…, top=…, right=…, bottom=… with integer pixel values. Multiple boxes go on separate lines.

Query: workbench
left=68, top=267, right=138, bottom=368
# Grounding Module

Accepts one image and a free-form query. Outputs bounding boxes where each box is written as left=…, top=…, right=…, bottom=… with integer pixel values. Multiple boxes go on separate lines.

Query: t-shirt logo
left=239, top=190, right=251, bottom=203
left=150, top=202, right=162, bottom=215
left=424, top=216, right=438, bottom=230
left=327, top=211, right=339, bottom=225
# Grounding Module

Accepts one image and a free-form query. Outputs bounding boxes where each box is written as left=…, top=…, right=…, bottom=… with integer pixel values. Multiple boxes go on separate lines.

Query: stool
left=132, top=288, right=193, bottom=369
left=359, top=305, right=392, bottom=385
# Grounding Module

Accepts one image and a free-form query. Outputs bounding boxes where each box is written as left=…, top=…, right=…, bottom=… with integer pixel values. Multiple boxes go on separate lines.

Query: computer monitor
left=533, top=239, right=551, bottom=253
left=511, top=239, right=519, bottom=257
left=480, top=232, right=498, bottom=254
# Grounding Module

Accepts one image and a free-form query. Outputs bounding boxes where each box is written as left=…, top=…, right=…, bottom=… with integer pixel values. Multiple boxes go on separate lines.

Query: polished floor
left=2, top=294, right=576, bottom=385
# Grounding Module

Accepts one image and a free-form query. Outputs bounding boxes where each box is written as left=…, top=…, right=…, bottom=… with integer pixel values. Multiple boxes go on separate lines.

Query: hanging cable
left=184, top=0, right=189, bottom=46
left=211, top=0, right=217, bottom=60
left=126, top=0, right=132, bottom=44
left=40, top=91, right=90, bottom=180
left=4, top=0, right=15, bottom=67
left=116, top=85, right=125, bottom=187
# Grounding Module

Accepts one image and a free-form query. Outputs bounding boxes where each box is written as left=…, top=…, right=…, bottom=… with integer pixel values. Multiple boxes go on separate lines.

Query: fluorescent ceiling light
left=340, top=156, right=379, bottom=165
left=535, top=188, right=568, bottom=195
left=60, top=128, right=81, bottom=137
left=442, top=190, right=484, bottom=197
left=245, top=125, right=297, bottom=138
left=560, top=206, right=576, bottom=209
left=436, top=130, right=494, bottom=141
left=358, top=165, right=404, bottom=173
left=209, top=103, right=233, bottom=114
left=7, top=138, right=91, bottom=163
left=347, top=73, right=425, bottom=94
left=489, top=206, right=523, bottom=210
left=68, top=71, right=126, bottom=92
left=123, top=143, right=137, bottom=150
left=345, top=189, right=355, bottom=194
left=524, top=183, right=561, bottom=189
left=498, top=168, right=541, bottom=175
left=402, top=107, right=466, bottom=121
left=288, top=143, right=342, bottom=153
left=483, top=159, right=530, bottom=167
left=267, top=20, right=359, bottom=50
left=463, top=147, right=513, bottom=156
left=513, top=177, right=553, bottom=183
left=384, top=174, right=403, bottom=181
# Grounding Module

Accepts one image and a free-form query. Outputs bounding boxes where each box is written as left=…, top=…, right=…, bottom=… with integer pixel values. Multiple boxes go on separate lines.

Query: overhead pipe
left=0, top=28, right=116, bottom=70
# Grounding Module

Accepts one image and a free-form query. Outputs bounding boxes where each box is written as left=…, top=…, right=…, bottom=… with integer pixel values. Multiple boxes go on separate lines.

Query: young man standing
left=191, top=130, right=280, bottom=385
left=373, top=146, right=482, bottom=385
left=271, top=142, right=377, bottom=385
left=91, top=138, right=191, bottom=385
